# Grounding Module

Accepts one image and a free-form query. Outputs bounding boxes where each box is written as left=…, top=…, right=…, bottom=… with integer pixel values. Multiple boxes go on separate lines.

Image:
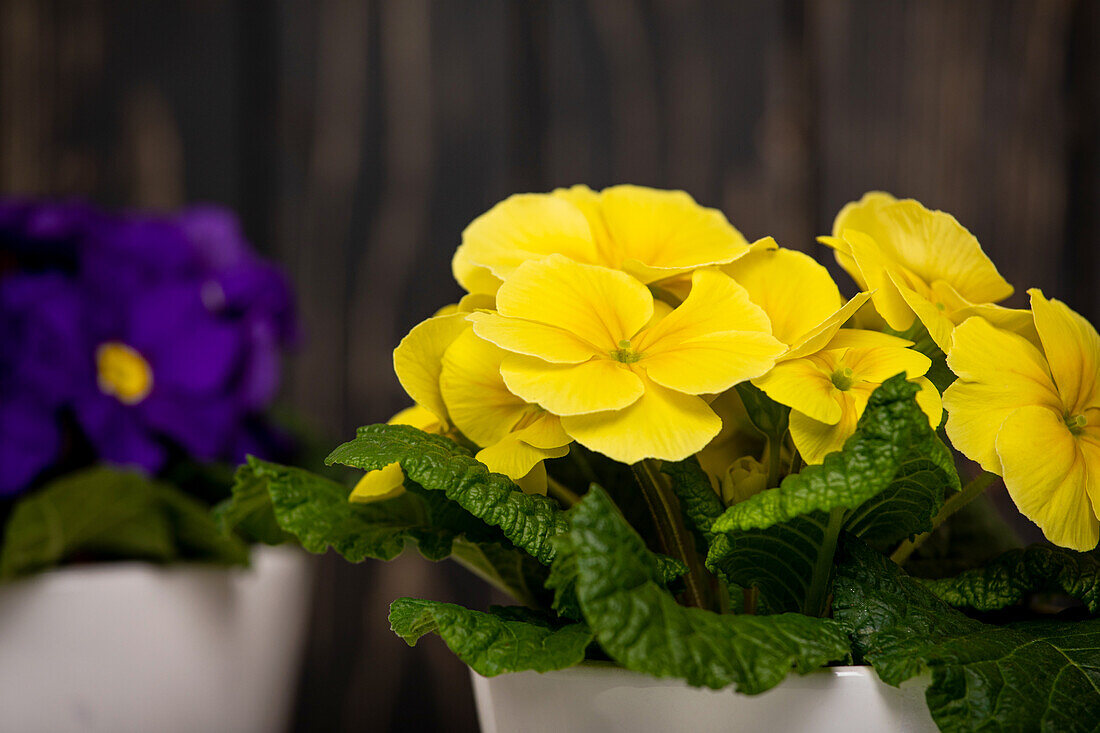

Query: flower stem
left=633, top=459, right=710, bottom=610
left=890, top=471, right=998, bottom=565
left=547, top=476, right=581, bottom=507
left=766, top=434, right=784, bottom=489
left=803, top=506, right=845, bottom=617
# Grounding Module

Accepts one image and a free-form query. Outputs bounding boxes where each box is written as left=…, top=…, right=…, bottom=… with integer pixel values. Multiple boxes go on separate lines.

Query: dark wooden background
left=2, top=1, right=1098, bottom=730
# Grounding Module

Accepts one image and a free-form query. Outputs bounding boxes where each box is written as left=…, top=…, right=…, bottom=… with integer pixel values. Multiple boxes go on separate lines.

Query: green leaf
left=921, top=544, right=1100, bottom=613
left=660, top=457, right=724, bottom=546
left=0, top=466, right=248, bottom=579
left=214, top=461, right=295, bottom=545
left=388, top=597, right=593, bottom=676
left=326, top=425, right=568, bottom=565
left=242, top=457, right=541, bottom=604
left=833, top=538, right=1100, bottom=731
left=555, top=486, right=850, bottom=693
left=707, top=376, right=959, bottom=612
left=243, top=456, right=474, bottom=561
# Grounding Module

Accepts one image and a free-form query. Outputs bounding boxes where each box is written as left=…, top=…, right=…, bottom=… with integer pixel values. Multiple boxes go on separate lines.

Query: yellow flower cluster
left=353, top=184, right=1100, bottom=553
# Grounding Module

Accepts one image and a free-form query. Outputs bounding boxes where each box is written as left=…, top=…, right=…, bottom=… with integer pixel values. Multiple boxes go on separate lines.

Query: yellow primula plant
left=228, top=185, right=1100, bottom=729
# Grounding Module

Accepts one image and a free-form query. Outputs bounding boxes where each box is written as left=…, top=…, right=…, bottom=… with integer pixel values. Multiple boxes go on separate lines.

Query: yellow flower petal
left=845, top=345, right=931, bottom=383
left=723, top=241, right=843, bottom=346
left=476, top=433, right=568, bottom=486
left=782, top=293, right=872, bottom=361
left=753, top=358, right=842, bottom=425
left=912, top=376, right=943, bottom=428
left=500, top=355, right=644, bottom=416
left=634, top=268, right=774, bottom=352
left=997, top=405, right=1099, bottom=551
left=552, top=184, right=616, bottom=265
left=515, top=461, right=550, bottom=496
left=560, top=376, right=721, bottom=463
left=823, top=191, right=898, bottom=290
left=892, top=273, right=957, bottom=352
left=876, top=199, right=1013, bottom=305
left=452, top=242, right=504, bottom=295
left=467, top=311, right=600, bottom=364
left=823, top=328, right=913, bottom=351
left=349, top=462, right=406, bottom=504
left=495, top=255, right=654, bottom=352
left=1030, top=289, right=1100, bottom=414
left=393, top=314, right=470, bottom=425
left=458, top=193, right=600, bottom=283
left=954, top=301, right=1038, bottom=345
left=440, top=329, right=529, bottom=447
left=944, top=317, right=1061, bottom=473
left=842, top=229, right=916, bottom=332
left=599, top=185, right=750, bottom=282
left=388, top=405, right=443, bottom=433
left=790, top=392, right=860, bottom=465
left=641, top=330, right=787, bottom=395
left=512, top=412, right=572, bottom=450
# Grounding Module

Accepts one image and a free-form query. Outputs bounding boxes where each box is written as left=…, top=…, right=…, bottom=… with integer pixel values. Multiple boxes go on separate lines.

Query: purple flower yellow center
left=95, top=342, right=153, bottom=405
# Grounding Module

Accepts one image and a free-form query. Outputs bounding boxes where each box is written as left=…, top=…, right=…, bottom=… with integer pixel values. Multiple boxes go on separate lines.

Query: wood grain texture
left=0, top=1, right=1097, bottom=731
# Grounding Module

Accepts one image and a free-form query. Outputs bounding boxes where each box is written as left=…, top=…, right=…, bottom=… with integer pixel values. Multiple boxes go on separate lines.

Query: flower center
left=610, top=339, right=643, bottom=364
left=1066, top=413, right=1088, bottom=434
left=831, top=366, right=855, bottom=391
left=96, top=342, right=153, bottom=405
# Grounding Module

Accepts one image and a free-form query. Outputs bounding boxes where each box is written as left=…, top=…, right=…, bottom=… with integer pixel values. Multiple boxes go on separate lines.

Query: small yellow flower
left=454, top=184, right=750, bottom=294
left=469, top=255, right=785, bottom=463
left=695, top=388, right=768, bottom=493
left=754, top=329, right=941, bottom=464
left=820, top=192, right=1030, bottom=351
left=943, top=290, right=1100, bottom=550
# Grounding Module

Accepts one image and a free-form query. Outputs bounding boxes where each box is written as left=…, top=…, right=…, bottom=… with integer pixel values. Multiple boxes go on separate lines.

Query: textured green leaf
left=707, top=376, right=959, bottom=612
left=0, top=466, right=248, bottom=579
left=326, top=425, right=568, bottom=565
left=388, top=597, right=593, bottom=676
left=555, top=487, right=850, bottom=693
left=921, top=544, right=1100, bottom=613
left=834, top=538, right=1100, bottom=732
left=660, top=457, right=724, bottom=546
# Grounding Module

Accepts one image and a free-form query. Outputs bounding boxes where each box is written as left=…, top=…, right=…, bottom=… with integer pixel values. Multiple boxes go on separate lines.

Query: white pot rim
left=0, top=543, right=303, bottom=591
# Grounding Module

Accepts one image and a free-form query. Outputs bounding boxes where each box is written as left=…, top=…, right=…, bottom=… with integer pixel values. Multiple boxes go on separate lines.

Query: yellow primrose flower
left=453, top=184, right=750, bottom=294
left=820, top=192, right=1030, bottom=351
left=719, top=456, right=769, bottom=506
left=469, top=255, right=785, bottom=464
left=754, top=329, right=941, bottom=464
left=943, top=290, right=1100, bottom=551
left=723, top=237, right=871, bottom=361
left=696, top=388, right=768, bottom=492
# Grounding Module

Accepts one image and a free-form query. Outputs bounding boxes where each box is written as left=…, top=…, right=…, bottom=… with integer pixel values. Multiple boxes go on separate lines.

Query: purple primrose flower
left=0, top=200, right=297, bottom=496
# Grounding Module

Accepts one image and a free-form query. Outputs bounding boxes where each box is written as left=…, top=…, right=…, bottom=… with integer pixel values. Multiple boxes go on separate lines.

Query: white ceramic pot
left=472, top=663, right=937, bottom=733
left=0, top=545, right=311, bottom=733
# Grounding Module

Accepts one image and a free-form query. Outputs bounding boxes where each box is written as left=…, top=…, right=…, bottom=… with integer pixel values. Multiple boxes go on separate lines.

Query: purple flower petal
left=74, top=393, right=166, bottom=473
left=0, top=397, right=60, bottom=495
left=149, top=318, right=242, bottom=395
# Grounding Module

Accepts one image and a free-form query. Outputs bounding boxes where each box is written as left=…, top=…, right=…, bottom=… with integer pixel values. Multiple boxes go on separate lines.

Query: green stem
left=633, top=459, right=710, bottom=610
left=803, top=506, right=845, bottom=617
left=890, top=471, right=997, bottom=565
left=546, top=476, right=581, bottom=507
left=766, top=433, right=784, bottom=489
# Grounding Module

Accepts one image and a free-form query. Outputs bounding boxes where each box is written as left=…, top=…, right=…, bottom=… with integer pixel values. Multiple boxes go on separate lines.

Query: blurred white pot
left=0, top=545, right=310, bottom=733
left=472, top=663, right=937, bottom=733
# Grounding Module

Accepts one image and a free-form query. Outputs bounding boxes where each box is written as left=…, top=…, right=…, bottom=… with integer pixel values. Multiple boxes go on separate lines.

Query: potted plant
left=0, top=200, right=310, bottom=733
left=229, top=186, right=1100, bottom=731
